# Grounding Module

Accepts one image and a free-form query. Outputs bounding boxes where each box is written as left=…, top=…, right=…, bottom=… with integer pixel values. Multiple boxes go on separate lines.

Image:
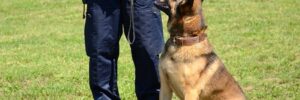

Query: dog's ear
left=200, top=25, right=207, bottom=34
left=154, top=0, right=171, bottom=16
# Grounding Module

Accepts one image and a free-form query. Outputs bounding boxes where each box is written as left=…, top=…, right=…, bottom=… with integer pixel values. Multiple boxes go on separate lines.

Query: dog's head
left=155, top=0, right=206, bottom=36
left=155, top=0, right=204, bottom=17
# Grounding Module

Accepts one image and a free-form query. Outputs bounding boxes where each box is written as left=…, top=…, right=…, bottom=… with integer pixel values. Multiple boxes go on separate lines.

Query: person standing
left=82, top=0, right=164, bottom=99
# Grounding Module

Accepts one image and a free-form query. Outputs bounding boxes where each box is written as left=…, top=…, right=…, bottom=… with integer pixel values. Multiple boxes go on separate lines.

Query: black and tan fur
left=155, top=0, right=246, bottom=100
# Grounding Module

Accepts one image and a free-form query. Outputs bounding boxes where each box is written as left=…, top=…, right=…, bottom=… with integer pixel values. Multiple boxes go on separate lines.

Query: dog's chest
left=160, top=52, right=208, bottom=94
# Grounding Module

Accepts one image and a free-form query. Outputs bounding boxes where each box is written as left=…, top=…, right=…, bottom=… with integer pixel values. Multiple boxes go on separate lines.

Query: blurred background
left=0, top=0, right=299, bottom=99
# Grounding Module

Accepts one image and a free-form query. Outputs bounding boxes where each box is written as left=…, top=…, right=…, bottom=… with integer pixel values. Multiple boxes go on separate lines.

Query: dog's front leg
left=159, top=68, right=172, bottom=100
left=184, top=90, right=199, bottom=100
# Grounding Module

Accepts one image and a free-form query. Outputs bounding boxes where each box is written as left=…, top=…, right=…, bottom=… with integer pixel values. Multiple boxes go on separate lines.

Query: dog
left=155, top=0, right=246, bottom=100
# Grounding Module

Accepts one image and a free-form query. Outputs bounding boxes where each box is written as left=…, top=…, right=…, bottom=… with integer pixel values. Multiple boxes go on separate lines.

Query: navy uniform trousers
left=83, top=0, right=164, bottom=100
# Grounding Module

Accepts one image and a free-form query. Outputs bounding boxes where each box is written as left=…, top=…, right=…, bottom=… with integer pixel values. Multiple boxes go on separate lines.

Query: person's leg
left=84, top=0, right=122, bottom=100
left=121, top=0, right=164, bottom=99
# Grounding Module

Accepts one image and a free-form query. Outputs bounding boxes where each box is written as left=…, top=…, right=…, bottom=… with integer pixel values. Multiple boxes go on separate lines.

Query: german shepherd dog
left=155, top=0, right=246, bottom=100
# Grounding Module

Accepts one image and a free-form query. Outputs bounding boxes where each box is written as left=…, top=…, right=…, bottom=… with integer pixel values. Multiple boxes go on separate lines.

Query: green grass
left=0, top=0, right=299, bottom=99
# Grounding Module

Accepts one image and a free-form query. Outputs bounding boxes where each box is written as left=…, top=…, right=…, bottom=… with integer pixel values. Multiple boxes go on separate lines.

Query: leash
left=82, top=0, right=86, bottom=19
left=82, top=4, right=86, bottom=19
left=126, top=0, right=136, bottom=44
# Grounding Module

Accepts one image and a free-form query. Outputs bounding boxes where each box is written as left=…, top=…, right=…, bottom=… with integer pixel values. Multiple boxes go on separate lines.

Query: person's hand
left=154, top=0, right=171, bottom=16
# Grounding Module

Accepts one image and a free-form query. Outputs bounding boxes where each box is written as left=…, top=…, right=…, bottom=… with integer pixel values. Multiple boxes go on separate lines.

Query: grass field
left=0, top=0, right=299, bottom=99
